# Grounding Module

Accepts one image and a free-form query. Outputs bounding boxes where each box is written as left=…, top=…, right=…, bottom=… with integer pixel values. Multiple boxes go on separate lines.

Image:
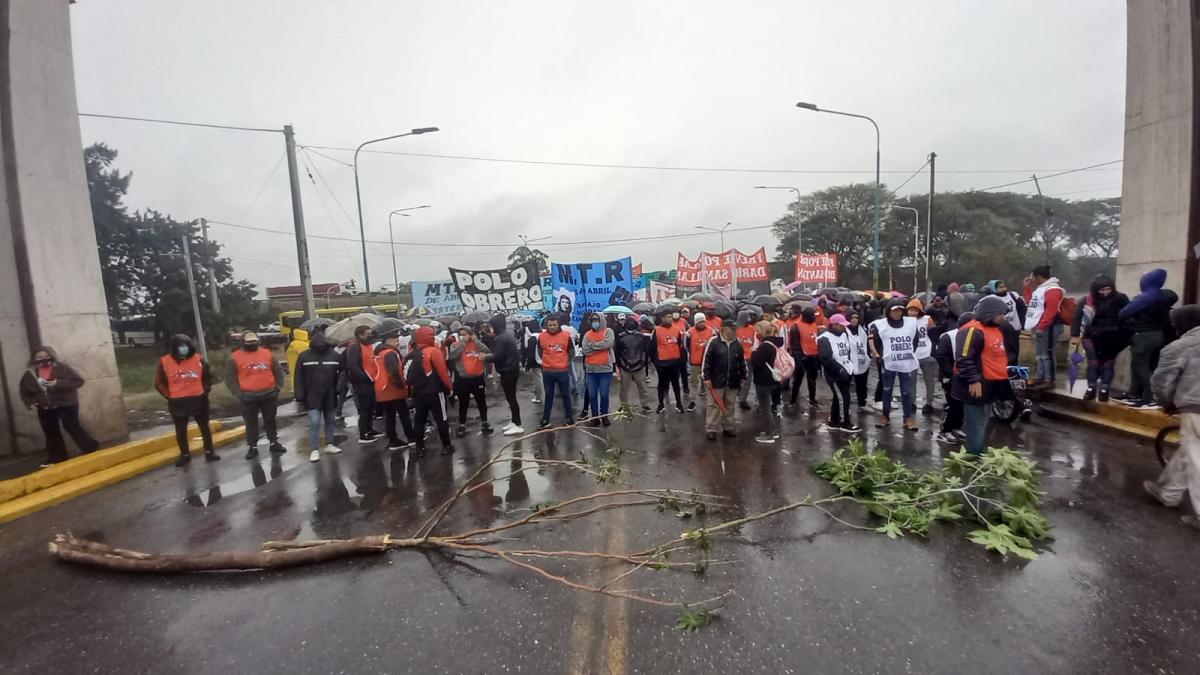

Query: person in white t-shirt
left=906, top=299, right=940, bottom=414
left=869, top=299, right=923, bottom=431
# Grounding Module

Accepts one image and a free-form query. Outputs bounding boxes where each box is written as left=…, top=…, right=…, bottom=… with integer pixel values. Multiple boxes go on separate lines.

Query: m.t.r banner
left=676, top=248, right=770, bottom=287
left=549, top=257, right=634, bottom=325
left=795, top=253, right=839, bottom=285
left=411, top=280, right=463, bottom=315
left=448, top=261, right=544, bottom=314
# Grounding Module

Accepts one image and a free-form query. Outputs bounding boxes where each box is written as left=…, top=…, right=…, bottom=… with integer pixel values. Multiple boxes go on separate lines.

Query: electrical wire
left=969, top=160, right=1124, bottom=192
left=79, top=112, right=279, bottom=134
left=232, top=151, right=286, bottom=226
left=885, top=158, right=931, bottom=198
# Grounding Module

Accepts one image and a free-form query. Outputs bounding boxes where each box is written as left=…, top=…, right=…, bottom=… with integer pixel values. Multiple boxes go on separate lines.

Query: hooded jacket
left=408, top=326, right=453, bottom=396
left=936, top=313, right=975, bottom=379
left=154, top=335, right=211, bottom=400
left=953, top=297, right=1009, bottom=402
left=448, top=334, right=492, bottom=378
left=1070, top=274, right=1129, bottom=340
left=1119, top=268, right=1179, bottom=334
left=1152, top=305, right=1200, bottom=413
left=488, top=315, right=522, bottom=373
left=580, top=314, right=616, bottom=373
left=294, top=332, right=343, bottom=411
left=18, top=346, right=87, bottom=410
left=345, top=336, right=376, bottom=390
left=615, top=319, right=650, bottom=373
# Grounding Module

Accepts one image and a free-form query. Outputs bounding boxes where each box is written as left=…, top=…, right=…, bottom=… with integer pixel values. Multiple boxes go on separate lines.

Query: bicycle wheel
left=992, top=399, right=1020, bottom=423
left=1156, top=425, right=1180, bottom=467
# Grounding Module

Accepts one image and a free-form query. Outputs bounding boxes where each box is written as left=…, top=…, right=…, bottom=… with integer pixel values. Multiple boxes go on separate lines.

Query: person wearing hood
left=945, top=282, right=966, bottom=318
left=346, top=325, right=381, bottom=444
left=407, top=325, right=455, bottom=457
left=523, top=318, right=545, bottom=405
left=734, top=312, right=758, bottom=410
left=537, top=315, right=576, bottom=428
left=935, top=312, right=974, bottom=444
left=1144, top=305, right=1200, bottom=529
left=845, top=311, right=872, bottom=407
left=818, top=314, right=861, bottom=433
left=225, top=331, right=286, bottom=459
left=489, top=314, right=526, bottom=436
left=1022, top=265, right=1065, bottom=387
left=749, top=321, right=781, bottom=444
left=906, top=299, right=940, bottom=415
left=955, top=297, right=1010, bottom=454
left=1118, top=268, right=1180, bottom=408
left=986, top=279, right=1027, bottom=331
left=448, top=324, right=493, bottom=438
left=651, top=311, right=687, bottom=414
left=684, top=313, right=717, bottom=414
left=1069, top=274, right=1130, bottom=401
left=294, top=331, right=346, bottom=461
left=373, top=327, right=417, bottom=452
left=787, top=307, right=822, bottom=408
left=19, top=345, right=99, bottom=466
left=581, top=312, right=617, bottom=426
left=869, top=299, right=922, bottom=431
left=154, top=334, right=217, bottom=466
left=615, top=317, right=652, bottom=413
left=701, top=323, right=746, bottom=440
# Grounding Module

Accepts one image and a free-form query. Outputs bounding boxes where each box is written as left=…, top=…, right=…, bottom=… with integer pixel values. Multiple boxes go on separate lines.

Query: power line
left=970, top=160, right=1124, bottom=192
left=886, top=158, right=931, bottom=198
left=79, top=112, right=280, bottom=134
left=232, top=151, right=286, bottom=226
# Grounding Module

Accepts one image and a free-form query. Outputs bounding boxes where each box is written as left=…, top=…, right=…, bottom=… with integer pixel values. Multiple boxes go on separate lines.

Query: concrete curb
left=0, top=424, right=245, bottom=524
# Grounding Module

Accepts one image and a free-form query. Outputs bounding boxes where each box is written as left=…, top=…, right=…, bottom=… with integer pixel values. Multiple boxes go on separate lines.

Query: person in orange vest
left=580, top=312, right=616, bottom=426
left=154, top=334, right=217, bottom=467
left=373, top=326, right=417, bottom=452
left=954, top=296, right=1011, bottom=454
left=651, top=312, right=687, bottom=413
left=787, top=307, right=822, bottom=407
left=537, top=315, right=576, bottom=429
left=224, top=331, right=285, bottom=459
left=734, top=314, right=758, bottom=410
left=345, top=324, right=380, bottom=445
left=685, top=313, right=717, bottom=413
left=407, top=325, right=455, bottom=457
left=448, top=324, right=494, bottom=438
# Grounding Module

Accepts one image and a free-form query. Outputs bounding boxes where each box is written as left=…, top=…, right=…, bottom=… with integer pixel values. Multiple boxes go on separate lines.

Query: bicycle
left=992, top=365, right=1032, bottom=423
left=1155, top=413, right=1180, bottom=466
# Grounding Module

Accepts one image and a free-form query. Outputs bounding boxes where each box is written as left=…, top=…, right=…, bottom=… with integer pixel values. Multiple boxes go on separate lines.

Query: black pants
left=656, top=361, right=683, bottom=407
left=413, top=393, right=451, bottom=450
left=852, top=371, right=869, bottom=405
left=379, top=398, right=416, bottom=444
left=499, top=368, right=522, bottom=426
left=241, top=395, right=279, bottom=446
left=827, top=378, right=851, bottom=427
left=790, top=356, right=820, bottom=402
left=873, top=360, right=885, bottom=402
left=454, top=376, right=488, bottom=425
left=354, top=387, right=376, bottom=438
left=941, top=380, right=963, bottom=433
left=172, top=412, right=213, bottom=456
left=38, top=405, right=98, bottom=463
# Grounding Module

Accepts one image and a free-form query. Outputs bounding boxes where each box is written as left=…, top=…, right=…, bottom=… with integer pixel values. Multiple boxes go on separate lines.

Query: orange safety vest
left=735, top=325, right=756, bottom=358
left=160, top=354, right=204, bottom=399
left=231, top=348, right=276, bottom=392
left=687, top=325, right=716, bottom=366
left=654, top=323, right=685, bottom=361
left=359, top=342, right=377, bottom=380
left=708, top=315, right=724, bottom=330
left=961, top=320, right=1009, bottom=381
left=459, top=341, right=487, bottom=377
left=795, top=321, right=820, bottom=356
left=584, top=329, right=613, bottom=367
left=539, top=330, right=572, bottom=371
left=373, top=346, right=408, bottom=401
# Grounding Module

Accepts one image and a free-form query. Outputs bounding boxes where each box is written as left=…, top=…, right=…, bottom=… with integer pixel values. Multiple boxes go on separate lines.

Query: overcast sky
left=70, top=0, right=1126, bottom=293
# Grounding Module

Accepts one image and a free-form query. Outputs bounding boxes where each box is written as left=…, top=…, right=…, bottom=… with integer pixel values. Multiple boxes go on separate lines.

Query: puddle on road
left=184, top=457, right=288, bottom=508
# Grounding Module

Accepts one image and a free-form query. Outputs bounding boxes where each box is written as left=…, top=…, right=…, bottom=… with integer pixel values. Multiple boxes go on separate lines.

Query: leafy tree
left=771, top=182, right=892, bottom=287
left=508, top=245, right=549, bottom=276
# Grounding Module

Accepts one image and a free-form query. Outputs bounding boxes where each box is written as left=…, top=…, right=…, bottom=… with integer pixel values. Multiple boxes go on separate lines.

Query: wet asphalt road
left=2, top=377, right=1199, bottom=674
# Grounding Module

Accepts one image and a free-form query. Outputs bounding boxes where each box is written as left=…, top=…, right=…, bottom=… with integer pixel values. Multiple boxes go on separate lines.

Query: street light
left=795, top=101, right=881, bottom=290
left=894, top=205, right=920, bottom=295
left=695, top=222, right=734, bottom=296
left=353, top=126, right=440, bottom=302
left=694, top=221, right=733, bottom=251
left=754, top=185, right=802, bottom=254
left=388, top=205, right=431, bottom=311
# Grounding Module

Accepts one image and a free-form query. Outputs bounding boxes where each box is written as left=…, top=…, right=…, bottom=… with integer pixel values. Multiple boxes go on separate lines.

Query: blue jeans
left=881, top=369, right=916, bottom=419
left=962, top=401, right=990, bottom=454
left=308, top=407, right=336, bottom=449
left=586, top=371, right=614, bottom=416
left=1034, top=323, right=1060, bottom=381
left=542, top=370, right=574, bottom=423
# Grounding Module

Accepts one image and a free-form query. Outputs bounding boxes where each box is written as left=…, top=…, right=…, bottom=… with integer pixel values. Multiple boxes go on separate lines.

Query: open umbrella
left=710, top=299, right=736, bottom=320
left=632, top=302, right=656, bottom=314
left=325, top=313, right=383, bottom=343
left=680, top=299, right=700, bottom=310
left=602, top=305, right=631, bottom=314
left=659, top=297, right=683, bottom=307
left=1069, top=347, right=1085, bottom=393
left=299, top=317, right=335, bottom=333
left=461, top=310, right=492, bottom=326
left=654, top=303, right=680, bottom=317
left=436, top=313, right=460, bottom=327
left=405, top=305, right=432, bottom=318
left=376, top=317, right=405, bottom=336
left=751, top=294, right=782, bottom=309
left=687, top=292, right=716, bottom=304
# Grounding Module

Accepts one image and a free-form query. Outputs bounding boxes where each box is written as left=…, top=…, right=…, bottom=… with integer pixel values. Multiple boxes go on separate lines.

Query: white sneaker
left=323, top=444, right=343, bottom=455
left=501, top=422, right=514, bottom=432
left=309, top=450, right=320, bottom=462
left=503, top=425, right=525, bottom=436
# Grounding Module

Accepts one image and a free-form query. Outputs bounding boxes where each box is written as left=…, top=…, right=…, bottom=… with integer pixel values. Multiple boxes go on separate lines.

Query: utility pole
left=198, top=218, right=221, bottom=313
left=283, top=124, right=317, bottom=321
left=181, top=235, right=207, bottom=360
left=925, top=152, right=936, bottom=296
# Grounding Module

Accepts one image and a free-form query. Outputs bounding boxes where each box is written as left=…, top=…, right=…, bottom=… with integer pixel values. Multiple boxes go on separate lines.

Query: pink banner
left=676, top=247, right=769, bottom=287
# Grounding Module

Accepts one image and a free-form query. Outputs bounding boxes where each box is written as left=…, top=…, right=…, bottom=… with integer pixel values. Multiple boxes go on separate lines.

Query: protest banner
left=648, top=281, right=676, bottom=303
left=411, top=280, right=463, bottom=315
left=795, top=253, right=839, bottom=285
left=448, top=261, right=543, bottom=314
left=541, top=276, right=554, bottom=312
left=676, top=247, right=770, bottom=287
left=549, top=257, right=634, bottom=325
left=632, top=263, right=643, bottom=278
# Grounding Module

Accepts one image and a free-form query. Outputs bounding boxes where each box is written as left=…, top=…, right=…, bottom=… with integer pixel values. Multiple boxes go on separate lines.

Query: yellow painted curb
left=0, top=427, right=245, bottom=525
left=0, top=423, right=224, bottom=503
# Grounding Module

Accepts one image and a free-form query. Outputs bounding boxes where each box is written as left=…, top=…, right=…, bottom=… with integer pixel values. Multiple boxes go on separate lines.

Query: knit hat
left=906, top=298, right=923, bottom=312
left=693, top=312, right=707, bottom=323
left=974, top=296, right=1007, bottom=322
left=828, top=314, right=850, bottom=327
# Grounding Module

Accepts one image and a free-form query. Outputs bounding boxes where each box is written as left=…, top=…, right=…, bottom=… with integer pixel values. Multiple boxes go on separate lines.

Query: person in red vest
left=954, top=296, right=1011, bottom=454
left=407, top=326, right=454, bottom=457
left=651, top=312, right=687, bottom=413
left=787, top=307, right=822, bottom=407
left=685, top=313, right=716, bottom=414
left=345, top=324, right=380, bottom=445
left=537, top=315, right=576, bottom=429
left=154, top=334, right=217, bottom=467
left=224, top=331, right=285, bottom=459
left=734, top=314, right=758, bottom=410
left=448, top=324, right=494, bottom=437
left=374, top=327, right=417, bottom=452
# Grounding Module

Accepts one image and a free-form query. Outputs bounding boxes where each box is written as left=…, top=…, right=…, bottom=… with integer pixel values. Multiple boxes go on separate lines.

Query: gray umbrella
left=299, top=317, right=335, bottom=332
left=376, top=317, right=405, bottom=336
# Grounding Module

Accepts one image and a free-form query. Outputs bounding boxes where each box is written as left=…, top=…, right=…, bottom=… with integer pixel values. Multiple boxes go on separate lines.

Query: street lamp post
left=388, top=205, right=431, bottom=311
left=894, top=206, right=920, bottom=295
left=695, top=222, right=734, bottom=295
left=795, top=102, right=881, bottom=290
left=754, top=185, right=802, bottom=257
left=353, top=127, right=439, bottom=303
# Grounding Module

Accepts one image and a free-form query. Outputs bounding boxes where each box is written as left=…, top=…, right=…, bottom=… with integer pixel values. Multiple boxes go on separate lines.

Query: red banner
left=795, top=252, right=838, bottom=284
left=632, top=263, right=642, bottom=277
left=676, top=248, right=770, bottom=287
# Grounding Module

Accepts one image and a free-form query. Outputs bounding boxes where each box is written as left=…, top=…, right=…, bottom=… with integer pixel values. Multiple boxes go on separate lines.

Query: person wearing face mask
left=651, top=312, right=687, bottom=413
left=373, top=327, right=417, bottom=452
left=225, top=331, right=286, bottom=459
left=581, top=312, right=617, bottom=426
left=154, top=334, right=218, bottom=467
left=346, top=325, right=381, bottom=444
left=537, top=315, right=576, bottom=429
left=685, top=313, right=716, bottom=414
left=19, top=345, right=99, bottom=467
left=817, top=314, right=861, bottom=433
left=845, top=312, right=872, bottom=407
left=1069, top=274, right=1130, bottom=402
left=448, top=325, right=493, bottom=438
left=294, top=331, right=345, bottom=462
left=955, top=296, right=1011, bottom=454
left=615, top=317, right=652, bottom=413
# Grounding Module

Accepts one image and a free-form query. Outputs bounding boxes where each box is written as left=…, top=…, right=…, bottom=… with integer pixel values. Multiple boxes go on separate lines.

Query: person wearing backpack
left=817, top=314, right=861, bottom=433
left=407, top=326, right=454, bottom=457
left=1022, top=266, right=1065, bottom=388
left=761, top=320, right=788, bottom=416
left=750, top=321, right=781, bottom=444
left=1069, top=274, right=1130, bottom=402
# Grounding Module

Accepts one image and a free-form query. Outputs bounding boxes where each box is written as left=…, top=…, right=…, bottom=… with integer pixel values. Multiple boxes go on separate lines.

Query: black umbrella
left=710, top=299, right=736, bottom=320
left=436, top=313, right=460, bottom=327
left=632, top=302, right=656, bottom=314
left=653, top=303, right=680, bottom=317
left=461, top=310, right=492, bottom=326
left=817, top=287, right=839, bottom=298
left=687, top=292, right=716, bottom=304
left=299, top=317, right=335, bottom=332
left=680, top=299, right=700, bottom=310
left=751, top=294, right=782, bottom=309
left=376, top=317, right=405, bottom=336
left=836, top=292, right=858, bottom=306
left=789, top=293, right=813, bottom=303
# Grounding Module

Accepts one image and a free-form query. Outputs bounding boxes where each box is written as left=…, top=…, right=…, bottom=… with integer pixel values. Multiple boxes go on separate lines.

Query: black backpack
left=405, top=347, right=429, bottom=392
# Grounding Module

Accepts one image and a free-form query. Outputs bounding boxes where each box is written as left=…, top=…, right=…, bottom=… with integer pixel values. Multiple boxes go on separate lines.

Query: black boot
left=204, top=451, right=221, bottom=462
left=1098, top=386, right=1110, bottom=403
left=174, top=453, right=191, bottom=468
left=1083, top=386, right=1097, bottom=402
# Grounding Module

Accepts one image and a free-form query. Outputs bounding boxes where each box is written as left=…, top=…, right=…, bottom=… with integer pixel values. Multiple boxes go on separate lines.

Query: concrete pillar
left=0, top=0, right=126, bottom=454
